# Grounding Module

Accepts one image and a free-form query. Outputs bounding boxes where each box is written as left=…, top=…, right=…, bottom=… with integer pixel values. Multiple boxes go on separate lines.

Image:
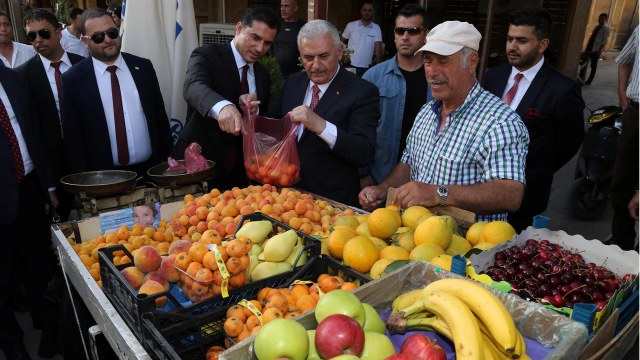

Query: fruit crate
left=220, top=261, right=589, bottom=360
left=466, top=227, right=639, bottom=333
left=140, top=255, right=370, bottom=360
left=98, top=212, right=322, bottom=340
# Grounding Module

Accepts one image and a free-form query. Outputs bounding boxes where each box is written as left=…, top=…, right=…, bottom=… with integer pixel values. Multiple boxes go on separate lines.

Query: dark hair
left=599, top=13, right=609, bottom=20
left=69, top=7, right=84, bottom=20
left=241, top=6, right=280, bottom=33
left=78, top=7, right=114, bottom=35
left=397, top=4, right=428, bottom=29
left=0, top=11, right=10, bottom=22
left=509, top=8, right=552, bottom=40
left=361, top=1, right=374, bottom=9
left=23, top=8, right=60, bottom=29
left=108, top=7, right=122, bottom=17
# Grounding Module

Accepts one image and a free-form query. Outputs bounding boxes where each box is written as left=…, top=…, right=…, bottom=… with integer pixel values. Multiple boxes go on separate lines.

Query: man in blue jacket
left=362, top=4, right=431, bottom=188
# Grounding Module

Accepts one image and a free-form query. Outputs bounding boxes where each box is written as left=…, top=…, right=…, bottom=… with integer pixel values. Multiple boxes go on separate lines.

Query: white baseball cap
left=416, top=21, right=482, bottom=56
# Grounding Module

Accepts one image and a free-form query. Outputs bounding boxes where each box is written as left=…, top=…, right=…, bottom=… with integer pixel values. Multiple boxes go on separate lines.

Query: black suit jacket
left=0, top=67, right=56, bottom=224
left=16, top=52, right=84, bottom=179
left=61, top=53, right=172, bottom=173
left=278, top=68, right=379, bottom=206
left=484, top=61, right=585, bottom=225
left=173, top=42, right=271, bottom=190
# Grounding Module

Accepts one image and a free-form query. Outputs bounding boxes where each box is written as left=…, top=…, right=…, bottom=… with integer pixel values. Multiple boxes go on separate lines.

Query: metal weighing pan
left=147, top=160, right=215, bottom=187
left=60, top=170, right=138, bottom=197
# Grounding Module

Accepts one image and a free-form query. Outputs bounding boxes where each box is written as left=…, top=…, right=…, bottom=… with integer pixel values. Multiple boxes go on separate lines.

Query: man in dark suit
left=61, top=8, right=172, bottom=176
left=173, top=6, right=280, bottom=191
left=278, top=19, right=379, bottom=206
left=0, top=66, right=58, bottom=360
left=484, top=8, right=584, bottom=231
left=17, top=9, right=84, bottom=221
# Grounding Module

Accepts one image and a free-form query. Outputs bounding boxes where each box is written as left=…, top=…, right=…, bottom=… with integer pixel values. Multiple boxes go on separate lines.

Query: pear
left=248, top=244, right=263, bottom=256
left=235, top=220, right=272, bottom=244
left=263, top=230, right=298, bottom=262
left=362, top=303, right=386, bottom=334
left=251, top=261, right=292, bottom=281
left=284, top=244, right=307, bottom=267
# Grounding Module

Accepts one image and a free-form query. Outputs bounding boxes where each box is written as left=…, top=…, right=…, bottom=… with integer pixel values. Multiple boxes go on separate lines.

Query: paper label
left=238, top=299, right=263, bottom=325
left=213, top=244, right=230, bottom=297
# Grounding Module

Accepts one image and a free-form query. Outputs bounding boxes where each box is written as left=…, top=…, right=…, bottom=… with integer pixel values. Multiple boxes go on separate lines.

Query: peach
left=121, top=267, right=144, bottom=289
left=139, top=280, right=167, bottom=308
left=143, top=271, right=170, bottom=291
left=168, top=240, right=192, bottom=255
left=134, top=245, right=162, bottom=273
left=159, top=255, right=180, bottom=283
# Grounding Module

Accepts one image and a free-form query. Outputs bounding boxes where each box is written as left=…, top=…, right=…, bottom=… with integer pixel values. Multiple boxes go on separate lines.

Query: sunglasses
left=394, top=27, right=425, bottom=36
left=26, top=29, right=51, bottom=42
left=82, top=27, right=119, bottom=44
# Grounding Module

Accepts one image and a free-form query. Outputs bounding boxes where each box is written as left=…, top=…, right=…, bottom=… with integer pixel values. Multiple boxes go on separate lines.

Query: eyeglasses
left=26, top=29, right=51, bottom=42
left=82, top=27, right=119, bottom=44
left=394, top=27, right=425, bottom=36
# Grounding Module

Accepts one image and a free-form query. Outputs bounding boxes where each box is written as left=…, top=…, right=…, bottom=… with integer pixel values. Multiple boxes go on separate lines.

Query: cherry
left=592, top=292, right=604, bottom=302
left=525, top=239, right=539, bottom=247
left=595, top=301, right=606, bottom=311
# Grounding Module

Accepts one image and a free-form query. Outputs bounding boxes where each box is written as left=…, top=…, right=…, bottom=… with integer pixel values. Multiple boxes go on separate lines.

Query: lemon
left=429, top=254, right=453, bottom=271
left=370, top=258, right=393, bottom=280
left=445, top=234, right=472, bottom=256
left=379, top=245, right=410, bottom=261
left=409, top=243, right=445, bottom=262
left=413, top=216, right=453, bottom=250
left=465, top=221, right=487, bottom=245
left=401, top=206, right=432, bottom=228
left=478, top=221, right=516, bottom=245
left=367, top=208, right=400, bottom=240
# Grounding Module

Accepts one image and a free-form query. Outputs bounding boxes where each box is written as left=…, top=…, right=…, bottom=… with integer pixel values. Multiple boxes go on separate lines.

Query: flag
left=120, top=0, right=198, bottom=142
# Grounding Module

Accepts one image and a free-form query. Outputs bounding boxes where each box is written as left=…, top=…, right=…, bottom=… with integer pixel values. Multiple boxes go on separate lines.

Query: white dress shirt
left=503, top=57, right=545, bottom=111
left=297, top=68, right=339, bottom=148
left=0, top=82, right=34, bottom=176
left=60, top=27, right=89, bottom=57
left=92, top=54, right=152, bottom=166
left=209, top=39, right=257, bottom=119
left=39, top=52, right=73, bottom=116
left=0, top=41, right=36, bottom=68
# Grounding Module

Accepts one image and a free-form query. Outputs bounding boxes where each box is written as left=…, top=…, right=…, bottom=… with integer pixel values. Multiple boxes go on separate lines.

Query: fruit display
left=324, top=205, right=516, bottom=277
left=480, top=239, right=633, bottom=310
left=244, top=154, right=300, bottom=187
left=222, top=274, right=359, bottom=341
left=386, top=278, right=528, bottom=360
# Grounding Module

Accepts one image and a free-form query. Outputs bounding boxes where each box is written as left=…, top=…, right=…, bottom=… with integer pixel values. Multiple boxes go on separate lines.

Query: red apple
left=315, top=314, right=365, bottom=359
left=385, top=354, right=413, bottom=360
left=400, top=334, right=446, bottom=360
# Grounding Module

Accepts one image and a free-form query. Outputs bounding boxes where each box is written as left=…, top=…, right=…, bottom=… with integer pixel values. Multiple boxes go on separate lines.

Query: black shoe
left=2, top=345, right=32, bottom=360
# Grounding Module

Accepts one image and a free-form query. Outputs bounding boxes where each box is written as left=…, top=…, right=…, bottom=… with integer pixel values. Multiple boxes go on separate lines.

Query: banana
left=476, top=314, right=526, bottom=360
left=422, top=291, right=484, bottom=360
left=424, top=278, right=518, bottom=353
left=391, top=289, right=424, bottom=313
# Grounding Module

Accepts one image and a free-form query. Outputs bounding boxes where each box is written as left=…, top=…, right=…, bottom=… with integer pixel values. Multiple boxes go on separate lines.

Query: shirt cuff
left=209, top=100, right=234, bottom=120
left=318, top=122, right=337, bottom=149
left=48, top=187, right=56, bottom=192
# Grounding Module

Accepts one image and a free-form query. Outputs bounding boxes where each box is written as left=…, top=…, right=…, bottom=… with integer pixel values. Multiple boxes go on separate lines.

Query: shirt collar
left=358, top=20, right=374, bottom=28
left=509, top=57, right=545, bottom=83
left=231, top=39, right=251, bottom=70
left=309, top=66, right=341, bottom=94
left=92, top=52, right=126, bottom=74
left=430, top=81, right=482, bottom=115
left=39, top=51, right=72, bottom=68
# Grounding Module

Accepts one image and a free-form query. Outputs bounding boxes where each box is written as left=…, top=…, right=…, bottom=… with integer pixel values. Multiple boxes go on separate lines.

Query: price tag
left=212, top=244, right=230, bottom=298
left=238, top=299, right=263, bottom=325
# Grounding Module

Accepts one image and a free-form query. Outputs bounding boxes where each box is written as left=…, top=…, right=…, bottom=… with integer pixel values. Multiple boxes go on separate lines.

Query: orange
left=327, top=227, right=357, bottom=260
left=367, top=208, right=400, bottom=240
left=342, top=236, right=379, bottom=273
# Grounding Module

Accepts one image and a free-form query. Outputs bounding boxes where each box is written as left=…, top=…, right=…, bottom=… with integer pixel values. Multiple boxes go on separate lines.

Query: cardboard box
left=220, top=261, right=589, bottom=360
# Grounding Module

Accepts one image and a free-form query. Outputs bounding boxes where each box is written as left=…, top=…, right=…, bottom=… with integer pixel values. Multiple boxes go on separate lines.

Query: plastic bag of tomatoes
left=242, top=112, right=301, bottom=187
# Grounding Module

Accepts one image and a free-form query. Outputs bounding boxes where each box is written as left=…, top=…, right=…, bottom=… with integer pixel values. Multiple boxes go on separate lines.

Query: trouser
left=0, top=172, right=52, bottom=352
left=586, top=50, right=601, bottom=84
left=610, top=101, right=639, bottom=250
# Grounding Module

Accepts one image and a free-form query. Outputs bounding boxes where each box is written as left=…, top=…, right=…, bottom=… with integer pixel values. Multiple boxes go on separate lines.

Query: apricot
left=202, top=250, right=219, bottom=271
left=133, top=245, right=162, bottom=273
left=245, top=315, right=261, bottom=330
left=264, top=294, right=288, bottom=314
left=237, top=325, right=252, bottom=342
left=341, top=282, right=358, bottom=291
left=225, top=239, right=246, bottom=258
left=296, top=294, right=317, bottom=313
left=226, top=305, right=247, bottom=322
left=223, top=317, right=243, bottom=337
left=200, top=230, right=222, bottom=245
left=186, top=262, right=203, bottom=278
left=121, top=267, right=144, bottom=289
left=262, top=307, right=283, bottom=324
left=174, top=252, right=192, bottom=271
left=188, top=242, right=209, bottom=263
left=225, top=257, right=243, bottom=275
left=194, top=268, right=213, bottom=283
left=290, top=284, right=309, bottom=300
left=138, top=280, right=167, bottom=308
left=228, top=272, right=246, bottom=288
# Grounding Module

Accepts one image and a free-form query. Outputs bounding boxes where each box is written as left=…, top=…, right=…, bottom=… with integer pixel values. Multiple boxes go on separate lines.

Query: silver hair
left=297, top=19, right=342, bottom=49
left=459, top=47, right=477, bottom=69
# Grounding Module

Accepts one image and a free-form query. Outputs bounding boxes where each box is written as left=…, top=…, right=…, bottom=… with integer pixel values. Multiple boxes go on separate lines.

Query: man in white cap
left=359, top=21, right=529, bottom=222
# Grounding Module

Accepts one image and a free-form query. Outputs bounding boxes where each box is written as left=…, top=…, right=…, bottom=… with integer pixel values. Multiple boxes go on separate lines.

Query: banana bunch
left=386, top=278, right=528, bottom=360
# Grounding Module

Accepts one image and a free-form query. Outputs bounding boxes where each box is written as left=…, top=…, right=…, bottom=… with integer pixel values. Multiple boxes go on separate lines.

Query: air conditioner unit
left=199, top=23, right=236, bottom=46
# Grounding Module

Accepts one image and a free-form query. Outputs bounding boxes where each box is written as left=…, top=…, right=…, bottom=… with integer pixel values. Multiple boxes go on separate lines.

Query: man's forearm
left=448, top=179, right=524, bottom=214
left=378, top=163, right=411, bottom=192
left=618, top=63, right=632, bottom=96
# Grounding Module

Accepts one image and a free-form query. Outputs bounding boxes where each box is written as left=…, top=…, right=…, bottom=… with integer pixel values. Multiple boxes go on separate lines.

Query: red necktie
left=0, top=97, right=25, bottom=182
left=51, top=61, right=62, bottom=108
left=503, top=73, right=524, bottom=106
left=106, top=65, right=129, bottom=166
left=309, top=85, right=320, bottom=110
left=240, top=64, right=249, bottom=94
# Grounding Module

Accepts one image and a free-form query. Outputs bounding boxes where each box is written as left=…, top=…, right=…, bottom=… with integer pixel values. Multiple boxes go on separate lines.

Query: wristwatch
left=437, top=185, right=449, bottom=207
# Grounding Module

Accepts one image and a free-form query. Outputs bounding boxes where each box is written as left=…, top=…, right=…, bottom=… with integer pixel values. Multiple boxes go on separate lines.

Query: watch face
left=437, top=186, right=448, bottom=196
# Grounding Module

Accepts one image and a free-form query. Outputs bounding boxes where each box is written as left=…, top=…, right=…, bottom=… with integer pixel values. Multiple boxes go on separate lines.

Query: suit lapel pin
left=336, top=91, right=340, bottom=96
left=134, top=66, right=140, bottom=70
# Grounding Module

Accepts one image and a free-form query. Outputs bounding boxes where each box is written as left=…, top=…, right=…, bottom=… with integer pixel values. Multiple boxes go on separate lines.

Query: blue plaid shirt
left=401, top=82, right=529, bottom=221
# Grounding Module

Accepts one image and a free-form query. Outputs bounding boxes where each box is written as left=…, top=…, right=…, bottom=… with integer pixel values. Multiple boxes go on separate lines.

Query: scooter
left=569, top=105, right=623, bottom=220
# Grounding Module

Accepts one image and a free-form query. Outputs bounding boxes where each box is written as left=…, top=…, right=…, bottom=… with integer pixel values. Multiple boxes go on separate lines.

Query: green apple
left=315, top=289, right=366, bottom=326
left=330, top=355, right=360, bottom=360
left=254, top=319, right=308, bottom=360
left=306, top=330, right=322, bottom=360
left=360, top=332, right=397, bottom=359
left=362, top=303, right=386, bottom=334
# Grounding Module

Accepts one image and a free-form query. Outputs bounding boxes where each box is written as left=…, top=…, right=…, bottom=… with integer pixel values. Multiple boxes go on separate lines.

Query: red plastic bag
left=184, top=142, right=209, bottom=173
left=242, top=112, right=300, bottom=187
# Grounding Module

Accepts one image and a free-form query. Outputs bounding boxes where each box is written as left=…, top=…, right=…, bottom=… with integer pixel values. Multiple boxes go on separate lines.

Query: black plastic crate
left=98, top=212, right=321, bottom=340
left=141, top=255, right=371, bottom=360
